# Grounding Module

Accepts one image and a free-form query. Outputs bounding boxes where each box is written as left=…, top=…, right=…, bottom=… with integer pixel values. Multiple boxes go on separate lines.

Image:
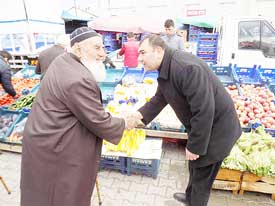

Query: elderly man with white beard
left=20, top=27, right=134, bottom=206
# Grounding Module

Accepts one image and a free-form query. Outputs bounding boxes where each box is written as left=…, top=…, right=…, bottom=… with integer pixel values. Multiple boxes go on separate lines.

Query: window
left=0, top=34, right=13, bottom=52
left=0, top=34, right=29, bottom=53
left=238, top=21, right=260, bottom=50
left=238, top=20, right=275, bottom=58
left=260, top=21, right=275, bottom=58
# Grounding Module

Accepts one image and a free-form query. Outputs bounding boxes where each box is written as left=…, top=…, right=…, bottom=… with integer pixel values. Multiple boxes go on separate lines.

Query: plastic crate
left=197, top=33, right=219, bottom=40
left=121, top=68, right=144, bottom=83
left=14, top=65, right=41, bottom=79
left=149, top=122, right=185, bottom=133
left=223, top=83, right=242, bottom=97
left=199, top=58, right=217, bottom=64
left=233, top=64, right=262, bottom=85
left=210, top=64, right=236, bottom=84
left=268, top=84, right=275, bottom=95
left=247, top=122, right=275, bottom=137
left=265, top=128, right=275, bottom=137
left=0, top=108, right=22, bottom=141
left=197, top=47, right=217, bottom=54
left=98, top=83, right=115, bottom=103
left=100, top=155, right=127, bottom=174
left=141, top=70, right=159, bottom=82
left=2, top=112, right=28, bottom=145
left=30, top=83, right=40, bottom=94
left=197, top=41, right=218, bottom=48
left=197, top=53, right=217, bottom=58
left=126, top=157, right=160, bottom=179
left=103, top=68, right=125, bottom=85
left=241, top=127, right=251, bottom=133
left=257, top=66, right=275, bottom=84
left=197, top=33, right=218, bottom=64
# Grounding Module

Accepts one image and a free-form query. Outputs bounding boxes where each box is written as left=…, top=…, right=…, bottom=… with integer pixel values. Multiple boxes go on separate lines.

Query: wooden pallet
left=239, top=172, right=275, bottom=200
left=0, top=142, right=22, bottom=153
left=212, top=168, right=242, bottom=194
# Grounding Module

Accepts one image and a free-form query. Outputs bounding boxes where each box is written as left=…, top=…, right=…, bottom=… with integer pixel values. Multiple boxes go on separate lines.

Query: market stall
left=0, top=62, right=275, bottom=185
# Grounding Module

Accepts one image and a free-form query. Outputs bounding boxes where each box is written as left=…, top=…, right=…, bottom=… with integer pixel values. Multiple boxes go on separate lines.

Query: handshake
left=121, top=111, right=144, bottom=130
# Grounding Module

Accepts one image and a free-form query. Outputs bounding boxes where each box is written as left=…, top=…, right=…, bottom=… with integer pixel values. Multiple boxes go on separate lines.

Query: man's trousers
left=185, top=160, right=223, bottom=206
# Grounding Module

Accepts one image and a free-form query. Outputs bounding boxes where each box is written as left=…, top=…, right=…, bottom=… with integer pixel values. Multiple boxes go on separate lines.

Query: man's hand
left=13, top=94, right=20, bottom=99
left=185, top=148, right=199, bottom=161
left=122, top=111, right=143, bottom=130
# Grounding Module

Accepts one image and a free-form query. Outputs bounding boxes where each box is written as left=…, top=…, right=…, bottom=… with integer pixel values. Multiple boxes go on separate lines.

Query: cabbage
left=222, top=126, right=275, bottom=177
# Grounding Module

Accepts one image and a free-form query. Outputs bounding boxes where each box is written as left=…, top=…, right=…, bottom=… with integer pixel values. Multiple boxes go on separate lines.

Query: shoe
left=173, top=193, right=189, bottom=205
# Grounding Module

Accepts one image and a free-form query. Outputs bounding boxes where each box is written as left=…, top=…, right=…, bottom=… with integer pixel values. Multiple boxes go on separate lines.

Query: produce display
left=14, top=69, right=35, bottom=78
left=222, top=126, right=275, bottom=177
left=0, top=78, right=39, bottom=106
left=106, top=80, right=183, bottom=130
left=0, top=90, right=5, bottom=96
left=6, top=117, right=27, bottom=144
left=103, top=129, right=146, bottom=156
left=239, top=85, right=275, bottom=128
left=150, top=105, right=182, bottom=130
left=226, top=84, right=275, bottom=129
left=8, top=94, right=35, bottom=110
left=0, top=113, right=19, bottom=138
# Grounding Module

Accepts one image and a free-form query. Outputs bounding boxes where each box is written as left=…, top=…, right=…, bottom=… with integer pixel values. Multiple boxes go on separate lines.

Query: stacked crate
left=196, top=33, right=218, bottom=64
left=100, top=138, right=162, bottom=179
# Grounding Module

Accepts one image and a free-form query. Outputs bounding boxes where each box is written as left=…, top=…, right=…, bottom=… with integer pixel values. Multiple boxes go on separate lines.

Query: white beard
left=81, top=60, right=106, bottom=82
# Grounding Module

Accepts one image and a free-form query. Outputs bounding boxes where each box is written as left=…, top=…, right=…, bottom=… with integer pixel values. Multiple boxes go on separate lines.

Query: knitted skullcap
left=70, top=27, right=99, bottom=47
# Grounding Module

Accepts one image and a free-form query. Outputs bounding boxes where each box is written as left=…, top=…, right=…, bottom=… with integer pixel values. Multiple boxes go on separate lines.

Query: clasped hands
left=121, top=111, right=143, bottom=130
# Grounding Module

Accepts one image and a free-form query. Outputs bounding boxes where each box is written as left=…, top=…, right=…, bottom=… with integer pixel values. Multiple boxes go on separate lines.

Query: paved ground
left=0, top=140, right=274, bottom=206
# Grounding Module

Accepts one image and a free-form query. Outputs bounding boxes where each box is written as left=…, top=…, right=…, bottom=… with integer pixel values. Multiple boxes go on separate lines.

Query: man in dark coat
left=132, top=35, right=242, bottom=206
left=0, top=50, right=16, bottom=97
left=21, top=27, right=132, bottom=206
left=35, top=34, right=70, bottom=75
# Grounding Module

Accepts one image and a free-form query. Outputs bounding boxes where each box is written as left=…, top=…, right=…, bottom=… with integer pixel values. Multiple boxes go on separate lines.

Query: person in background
left=35, top=34, right=70, bottom=75
left=21, top=27, right=136, bottom=206
left=103, top=55, right=116, bottom=69
left=129, top=35, right=242, bottom=206
left=119, top=32, right=139, bottom=68
left=162, top=19, right=185, bottom=51
left=117, top=36, right=122, bottom=48
left=0, top=50, right=17, bottom=97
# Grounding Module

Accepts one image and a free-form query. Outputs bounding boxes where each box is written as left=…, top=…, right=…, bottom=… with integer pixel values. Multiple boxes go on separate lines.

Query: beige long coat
left=21, top=53, right=125, bottom=206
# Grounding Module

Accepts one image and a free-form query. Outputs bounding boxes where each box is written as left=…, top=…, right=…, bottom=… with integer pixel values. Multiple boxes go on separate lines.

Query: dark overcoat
left=35, top=45, right=65, bottom=75
left=139, top=48, right=242, bottom=168
left=21, top=53, right=125, bottom=206
left=0, top=56, right=16, bottom=96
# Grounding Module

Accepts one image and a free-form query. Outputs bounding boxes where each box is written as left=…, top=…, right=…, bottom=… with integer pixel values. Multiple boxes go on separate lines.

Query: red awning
left=88, top=15, right=165, bottom=33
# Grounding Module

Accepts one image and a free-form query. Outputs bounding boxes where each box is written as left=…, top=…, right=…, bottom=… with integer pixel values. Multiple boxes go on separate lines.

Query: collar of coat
left=69, top=52, right=81, bottom=64
left=158, top=47, right=176, bottom=80
left=0, top=56, right=6, bottom=63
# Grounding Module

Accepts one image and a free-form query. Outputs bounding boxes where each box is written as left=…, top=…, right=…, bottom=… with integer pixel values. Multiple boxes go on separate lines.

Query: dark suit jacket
left=139, top=48, right=242, bottom=168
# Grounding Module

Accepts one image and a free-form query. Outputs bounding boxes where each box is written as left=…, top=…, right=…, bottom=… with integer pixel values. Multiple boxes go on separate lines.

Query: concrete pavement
left=0, top=140, right=274, bottom=206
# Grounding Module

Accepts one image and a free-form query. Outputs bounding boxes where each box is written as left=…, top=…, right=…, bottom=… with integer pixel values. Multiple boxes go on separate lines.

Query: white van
left=217, top=16, right=275, bottom=67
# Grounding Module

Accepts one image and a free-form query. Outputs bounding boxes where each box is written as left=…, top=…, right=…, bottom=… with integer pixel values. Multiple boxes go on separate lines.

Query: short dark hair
left=164, top=19, right=174, bottom=28
left=127, top=32, right=135, bottom=38
left=140, top=34, right=166, bottom=49
left=0, top=50, right=12, bottom=60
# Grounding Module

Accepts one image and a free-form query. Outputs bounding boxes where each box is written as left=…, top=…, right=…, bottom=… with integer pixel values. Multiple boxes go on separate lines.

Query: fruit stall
left=0, top=63, right=275, bottom=187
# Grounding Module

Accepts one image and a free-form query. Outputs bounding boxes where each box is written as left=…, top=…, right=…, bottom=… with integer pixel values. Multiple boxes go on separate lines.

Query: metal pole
left=22, top=0, right=29, bottom=21
left=95, top=178, right=102, bottom=206
left=22, top=0, right=33, bottom=53
left=74, top=0, right=78, bottom=16
left=0, top=176, right=11, bottom=194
